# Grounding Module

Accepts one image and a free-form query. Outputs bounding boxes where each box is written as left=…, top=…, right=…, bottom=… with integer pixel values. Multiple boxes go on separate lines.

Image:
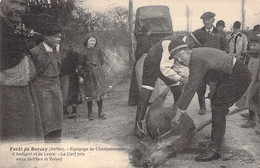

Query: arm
left=160, top=40, right=182, bottom=82
left=175, top=59, right=208, bottom=110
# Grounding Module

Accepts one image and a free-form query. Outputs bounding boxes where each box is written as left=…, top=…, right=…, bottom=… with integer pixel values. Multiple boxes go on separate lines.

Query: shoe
left=241, top=120, right=256, bottom=128
left=240, top=113, right=250, bottom=119
left=88, top=113, right=94, bottom=120
left=195, top=150, right=221, bottom=162
left=199, top=107, right=206, bottom=115
left=98, top=111, right=107, bottom=120
left=63, top=108, right=69, bottom=118
left=68, top=113, right=77, bottom=119
left=68, top=106, right=77, bottom=119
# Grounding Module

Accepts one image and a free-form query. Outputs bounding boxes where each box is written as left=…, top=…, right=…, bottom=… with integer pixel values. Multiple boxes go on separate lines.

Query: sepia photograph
left=0, top=0, right=260, bottom=167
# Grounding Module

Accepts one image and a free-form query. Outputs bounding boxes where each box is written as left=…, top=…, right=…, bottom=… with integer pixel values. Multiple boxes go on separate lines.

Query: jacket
left=193, top=26, right=229, bottom=53
left=227, top=32, right=248, bottom=59
left=176, top=47, right=234, bottom=110
left=135, top=33, right=152, bottom=59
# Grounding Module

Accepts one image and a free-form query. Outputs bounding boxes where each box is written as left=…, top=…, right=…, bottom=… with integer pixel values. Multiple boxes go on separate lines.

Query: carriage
left=134, top=5, right=173, bottom=45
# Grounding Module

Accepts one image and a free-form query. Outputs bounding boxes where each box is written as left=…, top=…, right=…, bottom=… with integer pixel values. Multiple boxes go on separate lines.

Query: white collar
left=205, top=26, right=214, bottom=32
left=43, top=42, right=53, bottom=52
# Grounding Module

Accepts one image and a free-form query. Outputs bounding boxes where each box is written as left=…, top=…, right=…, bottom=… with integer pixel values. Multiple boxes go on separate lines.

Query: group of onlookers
left=0, top=0, right=107, bottom=142
left=131, top=11, right=260, bottom=162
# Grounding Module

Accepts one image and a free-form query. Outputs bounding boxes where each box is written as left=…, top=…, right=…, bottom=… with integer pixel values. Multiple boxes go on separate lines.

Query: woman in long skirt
left=79, top=33, right=107, bottom=120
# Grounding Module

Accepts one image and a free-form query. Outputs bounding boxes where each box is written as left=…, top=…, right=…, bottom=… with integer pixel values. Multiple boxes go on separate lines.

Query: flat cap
left=200, top=12, right=215, bottom=20
left=216, top=20, right=225, bottom=27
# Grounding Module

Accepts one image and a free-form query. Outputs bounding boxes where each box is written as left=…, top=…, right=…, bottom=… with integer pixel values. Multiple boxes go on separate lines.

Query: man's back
left=191, top=47, right=233, bottom=74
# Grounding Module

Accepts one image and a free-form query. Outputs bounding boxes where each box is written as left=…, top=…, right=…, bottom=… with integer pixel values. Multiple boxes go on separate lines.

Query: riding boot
left=87, top=101, right=94, bottom=120
left=134, top=88, right=153, bottom=137
left=97, top=99, right=106, bottom=119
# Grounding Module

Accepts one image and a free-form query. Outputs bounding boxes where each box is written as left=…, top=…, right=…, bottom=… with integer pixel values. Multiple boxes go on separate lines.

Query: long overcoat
left=30, top=43, right=63, bottom=135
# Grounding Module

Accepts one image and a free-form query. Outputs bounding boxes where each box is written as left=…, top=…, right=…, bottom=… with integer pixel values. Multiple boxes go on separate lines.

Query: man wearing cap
left=134, top=35, right=189, bottom=137
left=216, top=20, right=226, bottom=32
left=30, top=23, right=63, bottom=142
left=227, top=21, right=248, bottom=63
left=190, top=12, right=229, bottom=115
left=170, top=46, right=251, bottom=162
left=0, top=0, right=44, bottom=141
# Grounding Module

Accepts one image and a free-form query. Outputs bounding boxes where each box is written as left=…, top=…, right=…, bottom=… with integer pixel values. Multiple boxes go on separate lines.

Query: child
left=30, top=23, right=63, bottom=142
left=79, top=33, right=107, bottom=120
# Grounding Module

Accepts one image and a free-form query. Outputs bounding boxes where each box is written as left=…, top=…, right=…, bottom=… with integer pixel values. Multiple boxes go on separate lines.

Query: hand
left=171, top=109, right=186, bottom=127
left=179, top=77, right=188, bottom=85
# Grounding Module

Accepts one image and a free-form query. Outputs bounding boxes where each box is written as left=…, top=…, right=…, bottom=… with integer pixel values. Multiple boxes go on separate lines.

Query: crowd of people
left=0, top=0, right=259, bottom=163
left=131, top=12, right=260, bottom=162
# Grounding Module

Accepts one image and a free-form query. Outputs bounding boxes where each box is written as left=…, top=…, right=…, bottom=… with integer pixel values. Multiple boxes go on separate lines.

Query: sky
left=81, top=0, right=260, bottom=31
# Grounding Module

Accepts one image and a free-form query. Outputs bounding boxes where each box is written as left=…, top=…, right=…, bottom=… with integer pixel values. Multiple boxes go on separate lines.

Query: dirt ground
left=62, top=77, right=260, bottom=168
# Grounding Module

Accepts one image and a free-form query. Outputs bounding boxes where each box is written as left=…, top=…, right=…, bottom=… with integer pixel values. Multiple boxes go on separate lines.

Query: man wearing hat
left=134, top=35, right=189, bottom=137
left=30, top=22, right=63, bottom=142
left=0, top=0, right=43, bottom=141
left=216, top=20, right=226, bottom=32
left=171, top=46, right=251, bottom=162
left=227, top=21, right=248, bottom=63
left=189, top=12, right=229, bottom=115
left=128, top=23, right=152, bottom=106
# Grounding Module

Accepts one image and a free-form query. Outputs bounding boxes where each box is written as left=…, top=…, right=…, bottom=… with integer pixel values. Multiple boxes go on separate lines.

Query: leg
left=210, top=106, right=229, bottom=151
left=241, top=110, right=256, bottom=128
left=97, top=98, right=106, bottom=119
left=44, top=129, right=62, bottom=143
left=134, top=87, right=153, bottom=137
left=128, top=62, right=140, bottom=106
left=170, top=85, right=183, bottom=104
left=197, top=79, right=207, bottom=115
left=195, top=105, right=227, bottom=162
left=68, top=105, right=78, bottom=119
left=87, top=101, right=94, bottom=120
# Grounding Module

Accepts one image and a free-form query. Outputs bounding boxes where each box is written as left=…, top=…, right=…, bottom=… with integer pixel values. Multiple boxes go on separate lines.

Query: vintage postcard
left=0, top=0, right=259, bottom=167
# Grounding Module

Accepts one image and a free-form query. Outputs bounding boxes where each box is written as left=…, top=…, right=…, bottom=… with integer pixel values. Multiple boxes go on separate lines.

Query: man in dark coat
left=192, top=12, right=229, bottom=115
left=0, top=0, right=43, bottom=141
left=171, top=47, right=251, bottom=162
left=128, top=23, right=152, bottom=106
